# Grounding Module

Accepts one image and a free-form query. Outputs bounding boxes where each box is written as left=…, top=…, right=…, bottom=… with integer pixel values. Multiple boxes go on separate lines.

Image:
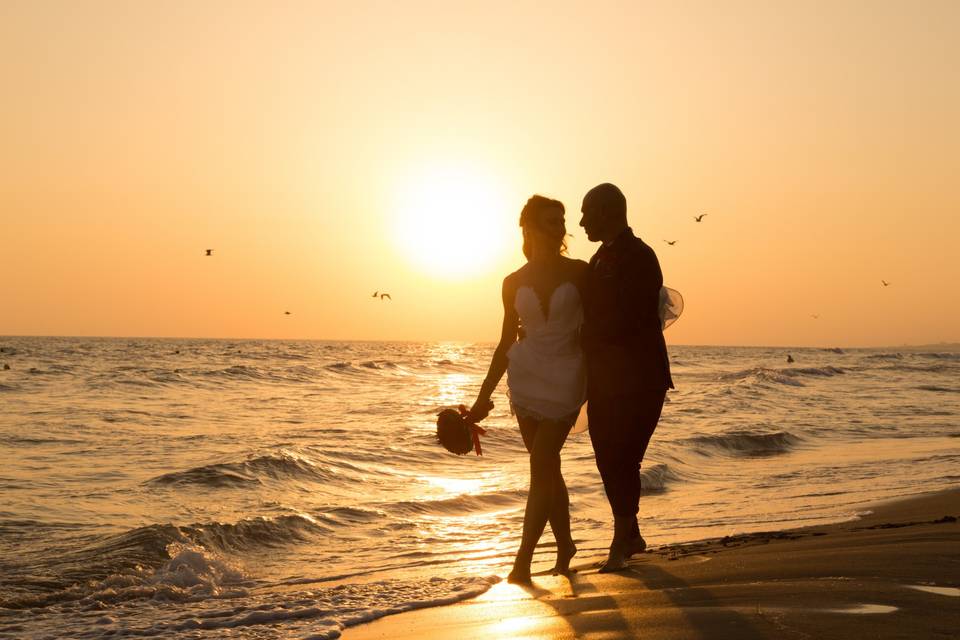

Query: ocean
left=1, top=337, right=958, bottom=639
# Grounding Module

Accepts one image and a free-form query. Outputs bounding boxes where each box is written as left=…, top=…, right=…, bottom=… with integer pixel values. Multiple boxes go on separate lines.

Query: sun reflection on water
left=434, top=373, right=472, bottom=406
left=422, top=475, right=485, bottom=495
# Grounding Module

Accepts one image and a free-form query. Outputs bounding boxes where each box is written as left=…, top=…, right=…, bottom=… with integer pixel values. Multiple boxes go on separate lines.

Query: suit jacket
left=582, top=227, right=674, bottom=396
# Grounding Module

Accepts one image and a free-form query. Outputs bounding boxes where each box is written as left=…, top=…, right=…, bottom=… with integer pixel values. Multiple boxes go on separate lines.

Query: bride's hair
left=519, top=195, right=567, bottom=259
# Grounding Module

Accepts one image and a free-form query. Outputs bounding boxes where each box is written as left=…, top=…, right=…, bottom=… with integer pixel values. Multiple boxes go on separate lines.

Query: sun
left=392, top=163, right=514, bottom=278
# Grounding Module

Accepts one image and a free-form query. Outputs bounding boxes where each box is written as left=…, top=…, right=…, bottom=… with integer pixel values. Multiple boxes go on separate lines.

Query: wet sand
left=346, top=489, right=959, bottom=639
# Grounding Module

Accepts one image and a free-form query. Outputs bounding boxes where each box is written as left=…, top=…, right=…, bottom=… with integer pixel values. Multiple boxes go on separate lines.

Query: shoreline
left=346, top=488, right=960, bottom=639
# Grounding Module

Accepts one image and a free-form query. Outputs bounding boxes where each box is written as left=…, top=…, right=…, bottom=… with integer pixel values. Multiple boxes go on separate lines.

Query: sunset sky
left=2, top=1, right=957, bottom=347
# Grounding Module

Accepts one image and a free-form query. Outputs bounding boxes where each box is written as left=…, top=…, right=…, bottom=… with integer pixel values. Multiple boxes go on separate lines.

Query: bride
left=468, top=195, right=587, bottom=584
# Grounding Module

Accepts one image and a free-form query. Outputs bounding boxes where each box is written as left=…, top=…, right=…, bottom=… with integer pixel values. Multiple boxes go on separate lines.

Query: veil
left=571, top=286, right=683, bottom=435
left=659, top=286, right=684, bottom=330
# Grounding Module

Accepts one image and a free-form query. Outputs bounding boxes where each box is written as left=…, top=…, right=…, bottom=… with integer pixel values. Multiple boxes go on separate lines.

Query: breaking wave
left=639, top=463, right=679, bottom=493
left=722, top=366, right=844, bottom=388
left=94, top=514, right=329, bottom=561
left=146, top=452, right=333, bottom=487
left=0, top=541, right=250, bottom=610
left=782, top=366, right=845, bottom=377
left=687, top=430, right=802, bottom=457
left=875, top=363, right=957, bottom=374
left=387, top=489, right=527, bottom=517
left=915, top=352, right=960, bottom=361
left=0, top=515, right=329, bottom=609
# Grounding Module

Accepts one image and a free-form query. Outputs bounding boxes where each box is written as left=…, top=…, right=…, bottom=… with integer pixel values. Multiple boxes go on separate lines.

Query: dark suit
left=582, top=227, right=673, bottom=517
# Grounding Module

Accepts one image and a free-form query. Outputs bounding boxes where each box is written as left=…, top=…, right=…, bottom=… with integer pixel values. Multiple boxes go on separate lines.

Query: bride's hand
left=467, top=398, right=494, bottom=423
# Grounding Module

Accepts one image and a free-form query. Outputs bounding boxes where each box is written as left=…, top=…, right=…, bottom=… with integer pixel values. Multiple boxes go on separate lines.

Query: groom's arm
left=619, top=243, right=663, bottom=334
left=619, top=240, right=674, bottom=390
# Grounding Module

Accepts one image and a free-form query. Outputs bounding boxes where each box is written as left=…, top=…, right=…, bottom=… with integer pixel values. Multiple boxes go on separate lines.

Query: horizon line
left=1, top=333, right=958, bottom=351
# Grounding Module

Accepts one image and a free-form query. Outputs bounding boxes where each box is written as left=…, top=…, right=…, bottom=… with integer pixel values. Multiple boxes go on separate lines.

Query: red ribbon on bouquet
left=457, top=404, right=487, bottom=456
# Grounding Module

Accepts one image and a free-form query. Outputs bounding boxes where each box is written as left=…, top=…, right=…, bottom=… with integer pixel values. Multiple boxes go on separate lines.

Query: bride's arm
left=468, top=277, right=519, bottom=421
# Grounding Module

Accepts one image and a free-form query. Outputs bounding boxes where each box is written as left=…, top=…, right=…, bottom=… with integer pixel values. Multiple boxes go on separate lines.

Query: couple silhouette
left=468, top=183, right=674, bottom=582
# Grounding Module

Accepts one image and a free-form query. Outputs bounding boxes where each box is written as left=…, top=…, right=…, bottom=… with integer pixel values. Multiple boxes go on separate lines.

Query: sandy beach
left=347, top=489, right=959, bottom=640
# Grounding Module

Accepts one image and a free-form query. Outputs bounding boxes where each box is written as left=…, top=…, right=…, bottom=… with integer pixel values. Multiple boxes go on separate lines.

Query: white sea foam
left=6, top=574, right=499, bottom=638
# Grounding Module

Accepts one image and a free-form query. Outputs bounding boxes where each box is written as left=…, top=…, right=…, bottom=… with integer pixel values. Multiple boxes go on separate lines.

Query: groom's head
left=580, top=183, right=627, bottom=243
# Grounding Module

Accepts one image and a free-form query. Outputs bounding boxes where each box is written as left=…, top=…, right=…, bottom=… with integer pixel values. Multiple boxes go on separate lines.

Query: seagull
left=694, top=213, right=708, bottom=222
left=284, top=311, right=291, bottom=315
left=205, top=249, right=213, bottom=256
left=810, top=314, right=820, bottom=319
left=371, top=291, right=379, bottom=298
left=881, top=280, right=891, bottom=287
left=664, top=240, right=677, bottom=245
left=379, top=293, right=391, bottom=301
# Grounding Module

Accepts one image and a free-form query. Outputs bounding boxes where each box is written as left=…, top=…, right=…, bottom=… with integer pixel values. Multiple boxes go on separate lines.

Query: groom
left=579, top=183, right=673, bottom=572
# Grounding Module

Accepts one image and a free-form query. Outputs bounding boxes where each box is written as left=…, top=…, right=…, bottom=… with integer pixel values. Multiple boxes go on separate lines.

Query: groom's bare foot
left=550, top=540, right=578, bottom=575
left=626, top=534, right=647, bottom=558
left=598, top=543, right=630, bottom=573
left=599, top=535, right=644, bottom=573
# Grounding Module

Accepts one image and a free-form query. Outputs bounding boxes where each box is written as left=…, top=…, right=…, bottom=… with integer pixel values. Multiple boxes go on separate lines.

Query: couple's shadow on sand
left=513, top=556, right=765, bottom=639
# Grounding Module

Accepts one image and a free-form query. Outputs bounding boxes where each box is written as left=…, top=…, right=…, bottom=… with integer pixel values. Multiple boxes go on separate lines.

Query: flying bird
left=881, top=280, right=891, bottom=287
left=810, top=314, right=820, bottom=319
left=284, top=311, right=291, bottom=315
left=205, top=249, right=213, bottom=256
left=664, top=240, right=677, bottom=245
left=694, top=214, right=708, bottom=222
left=371, top=291, right=379, bottom=297
left=379, top=293, right=391, bottom=300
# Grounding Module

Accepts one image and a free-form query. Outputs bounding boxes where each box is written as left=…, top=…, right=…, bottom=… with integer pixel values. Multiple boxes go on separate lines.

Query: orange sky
left=2, top=1, right=958, bottom=347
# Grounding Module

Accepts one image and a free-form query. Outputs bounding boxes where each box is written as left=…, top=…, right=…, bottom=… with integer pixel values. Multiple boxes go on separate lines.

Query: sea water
left=1, top=337, right=958, bottom=638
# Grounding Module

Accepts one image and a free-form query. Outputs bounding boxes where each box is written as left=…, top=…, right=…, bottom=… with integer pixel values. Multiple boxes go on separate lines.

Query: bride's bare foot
left=550, top=540, right=578, bottom=575
left=507, top=551, right=533, bottom=584
left=550, top=540, right=577, bottom=576
left=507, top=568, right=532, bottom=584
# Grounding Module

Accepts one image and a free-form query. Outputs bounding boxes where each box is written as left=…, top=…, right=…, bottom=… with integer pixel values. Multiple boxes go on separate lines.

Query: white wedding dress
left=506, top=282, right=587, bottom=423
